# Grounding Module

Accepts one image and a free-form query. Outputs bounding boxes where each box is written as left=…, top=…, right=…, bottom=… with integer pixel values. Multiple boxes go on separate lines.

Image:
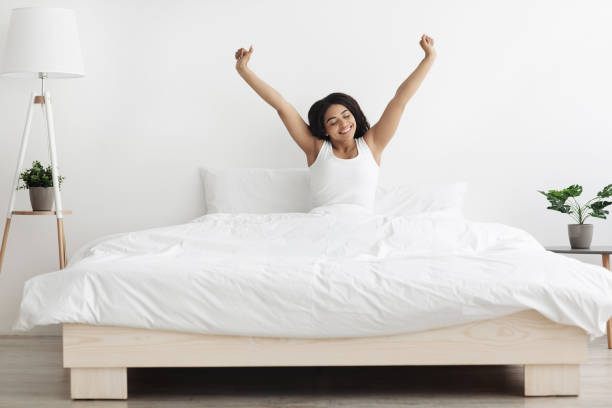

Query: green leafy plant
left=16, top=160, right=65, bottom=191
left=538, top=184, right=612, bottom=224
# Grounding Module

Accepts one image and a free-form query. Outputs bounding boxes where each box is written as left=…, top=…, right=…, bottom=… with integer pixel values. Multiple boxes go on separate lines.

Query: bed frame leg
left=524, top=364, right=579, bottom=396
left=70, top=367, right=127, bottom=399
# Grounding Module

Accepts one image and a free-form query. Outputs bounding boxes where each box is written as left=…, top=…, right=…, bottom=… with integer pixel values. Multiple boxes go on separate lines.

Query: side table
left=545, top=246, right=612, bottom=349
left=0, top=210, right=71, bottom=273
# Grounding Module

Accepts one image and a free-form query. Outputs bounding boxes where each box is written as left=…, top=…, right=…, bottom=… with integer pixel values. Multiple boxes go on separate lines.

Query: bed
left=13, top=168, right=612, bottom=400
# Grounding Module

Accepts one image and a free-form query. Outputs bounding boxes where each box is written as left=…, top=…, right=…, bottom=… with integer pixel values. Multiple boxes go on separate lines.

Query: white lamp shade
left=1, top=7, right=85, bottom=78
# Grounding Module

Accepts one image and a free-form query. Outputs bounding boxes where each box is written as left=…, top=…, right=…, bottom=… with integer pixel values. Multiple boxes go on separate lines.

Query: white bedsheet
left=13, top=205, right=612, bottom=339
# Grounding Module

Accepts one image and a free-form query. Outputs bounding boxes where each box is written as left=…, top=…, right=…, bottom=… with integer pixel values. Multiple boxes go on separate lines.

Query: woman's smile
left=339, top=125, right=352, bottom=134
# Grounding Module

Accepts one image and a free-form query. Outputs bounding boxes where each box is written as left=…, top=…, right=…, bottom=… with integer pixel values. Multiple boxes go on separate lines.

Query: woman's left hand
left=419, top=34, right=436, bottom=58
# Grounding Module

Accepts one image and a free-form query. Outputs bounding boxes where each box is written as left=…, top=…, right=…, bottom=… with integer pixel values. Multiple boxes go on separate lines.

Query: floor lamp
left=0, top=7, right=84, bottom=272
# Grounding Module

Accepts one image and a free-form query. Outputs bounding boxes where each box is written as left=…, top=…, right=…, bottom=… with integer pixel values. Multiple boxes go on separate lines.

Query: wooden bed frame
left=63, top=309, right=588, bottom=400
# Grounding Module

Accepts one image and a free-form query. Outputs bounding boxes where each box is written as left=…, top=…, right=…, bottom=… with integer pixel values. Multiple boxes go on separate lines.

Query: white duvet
left=13, top=204, right=612, bottom=339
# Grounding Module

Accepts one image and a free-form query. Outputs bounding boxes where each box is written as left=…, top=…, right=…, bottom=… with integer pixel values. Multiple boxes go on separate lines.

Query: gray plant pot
left=568, top=224, right=593, bottom=249
left=29, top=187, right=55, bottom=211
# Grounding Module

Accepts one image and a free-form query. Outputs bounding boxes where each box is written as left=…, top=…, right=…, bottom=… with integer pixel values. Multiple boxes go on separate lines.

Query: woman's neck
left=331, top=138, right=357, bottom=154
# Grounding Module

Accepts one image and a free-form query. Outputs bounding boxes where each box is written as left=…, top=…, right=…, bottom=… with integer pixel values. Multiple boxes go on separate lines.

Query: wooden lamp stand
left=1, top=7, right=84, bottom=273
left=0, top=89, right=71, bottom=273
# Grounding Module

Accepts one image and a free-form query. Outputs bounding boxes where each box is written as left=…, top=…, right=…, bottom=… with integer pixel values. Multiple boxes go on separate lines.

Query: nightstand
left=0, top=210, right=71, bottom=273
left=545, top=246, right=612, bottom=349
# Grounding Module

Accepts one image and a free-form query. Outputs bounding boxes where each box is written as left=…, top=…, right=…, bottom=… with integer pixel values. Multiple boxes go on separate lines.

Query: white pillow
left=199, top=167, right=467, bottom=216
left=200, top=167, right=310, bottom=214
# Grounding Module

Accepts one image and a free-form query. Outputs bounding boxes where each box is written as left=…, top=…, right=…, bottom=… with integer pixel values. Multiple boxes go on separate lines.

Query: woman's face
left=323, top=104, right=355, bottom=142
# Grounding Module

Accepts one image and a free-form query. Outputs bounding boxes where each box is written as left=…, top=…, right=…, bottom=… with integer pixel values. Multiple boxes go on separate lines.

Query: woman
left=235, top=34, right=436, bottom=210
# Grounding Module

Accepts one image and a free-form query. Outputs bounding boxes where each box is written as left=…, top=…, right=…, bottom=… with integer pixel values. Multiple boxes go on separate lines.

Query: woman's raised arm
left=235, top=46, right=317, bottom=156
left=235, top=46, right=286, bottom=110
left=368, top=34, right=437, bottom=153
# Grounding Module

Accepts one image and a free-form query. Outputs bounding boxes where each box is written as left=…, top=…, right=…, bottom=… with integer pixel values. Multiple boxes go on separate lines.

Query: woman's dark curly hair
left=307, top=92, right=370, bottom=141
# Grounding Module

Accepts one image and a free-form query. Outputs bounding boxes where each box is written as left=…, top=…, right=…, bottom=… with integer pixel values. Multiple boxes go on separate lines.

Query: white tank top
left=309, top=137, right=380, bottom=210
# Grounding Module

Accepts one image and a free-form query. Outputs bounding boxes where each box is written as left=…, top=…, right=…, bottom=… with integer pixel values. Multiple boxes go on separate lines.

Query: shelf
left=12, top=210, right=72, bottom=216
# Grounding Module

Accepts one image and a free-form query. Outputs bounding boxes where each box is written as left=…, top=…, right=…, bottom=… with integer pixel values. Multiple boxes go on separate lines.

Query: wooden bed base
left=63, top=309, right=588, bottom=400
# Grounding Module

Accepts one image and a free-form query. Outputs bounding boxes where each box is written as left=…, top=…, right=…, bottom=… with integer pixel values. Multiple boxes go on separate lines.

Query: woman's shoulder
left=360, top=133, right=376, bottom=152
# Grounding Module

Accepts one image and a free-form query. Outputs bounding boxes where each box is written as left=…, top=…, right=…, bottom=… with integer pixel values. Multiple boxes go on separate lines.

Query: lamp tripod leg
left=1, top=92, right=37, bottom=274
left=42, top=92, right=67, bottom=269
left=62, top=223, right=67, bottom=267
left=56, top=218, right=66, bottom=269
left=0, top=218, right=11, bottom=274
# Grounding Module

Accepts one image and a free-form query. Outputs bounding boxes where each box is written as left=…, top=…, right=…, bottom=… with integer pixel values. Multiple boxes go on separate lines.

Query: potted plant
left=538, top=184, right=612, bottom=249
left=16, top=160, right=65, bottom=211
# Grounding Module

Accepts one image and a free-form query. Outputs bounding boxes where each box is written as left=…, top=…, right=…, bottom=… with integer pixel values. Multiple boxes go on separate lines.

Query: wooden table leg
left=602, top=254, right=611, bottom=349
left=0, top=217, right=11, bottom=273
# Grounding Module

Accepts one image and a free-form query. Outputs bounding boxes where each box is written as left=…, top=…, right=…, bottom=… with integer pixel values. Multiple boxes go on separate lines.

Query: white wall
left=1, top=0, right=611, bottom=335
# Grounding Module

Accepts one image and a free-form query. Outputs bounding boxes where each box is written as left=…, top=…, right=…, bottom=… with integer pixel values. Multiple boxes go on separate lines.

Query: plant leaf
left=538, top=187, right=576, bottom=214
left=588, top=200, right=612, bottom=219
left=597, top=184, right=612, bottom=198
left=565, top=184, right=583, bottom=197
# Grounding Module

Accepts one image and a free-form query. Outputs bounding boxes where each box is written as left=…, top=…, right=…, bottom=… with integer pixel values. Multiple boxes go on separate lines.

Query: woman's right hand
left=235, top=45, right=253, bottom=73
left=419, top=34, right=436, bottom=59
